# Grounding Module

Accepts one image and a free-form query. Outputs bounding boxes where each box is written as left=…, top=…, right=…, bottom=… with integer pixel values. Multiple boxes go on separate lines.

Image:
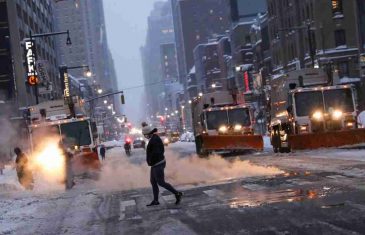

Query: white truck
left=192, top=91, right=263, bottom=155
left=268, top=68, right=365, bottom=152
left=27, top=99, right=100, bottom=188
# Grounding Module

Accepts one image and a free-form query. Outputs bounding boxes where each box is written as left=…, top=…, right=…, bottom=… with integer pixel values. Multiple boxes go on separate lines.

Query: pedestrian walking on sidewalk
left=142, top=124, right=183, bottom=207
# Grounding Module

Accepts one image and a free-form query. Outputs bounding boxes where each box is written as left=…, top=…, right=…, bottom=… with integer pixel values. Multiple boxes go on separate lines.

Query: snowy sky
left=103, top=0, right=158, bottom=124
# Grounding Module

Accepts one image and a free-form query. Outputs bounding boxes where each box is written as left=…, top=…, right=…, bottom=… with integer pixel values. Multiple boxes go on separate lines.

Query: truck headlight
left=218, top=125, right=228, bottom=133
left=345, top=121, right=355, bottom=128
left=299, top=125, right=309, bottom=133
left=234, top=124, right=242, bottom=132
left=332, top=110, right=343, bottom=120
left=312, top=111, right=323, bottom=121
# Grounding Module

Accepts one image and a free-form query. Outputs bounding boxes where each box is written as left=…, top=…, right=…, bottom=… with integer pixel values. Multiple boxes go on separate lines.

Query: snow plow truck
left=27, top=99, right=100, bottom=182
left=192, top=91, right=263, bottom=155
left=268, top=68, right=365, bottom=152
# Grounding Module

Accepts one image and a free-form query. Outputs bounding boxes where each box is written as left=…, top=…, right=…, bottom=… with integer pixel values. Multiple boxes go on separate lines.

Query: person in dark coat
left=142, top=125, right=183, bottom=206
left=58, top=142, right=75, bottom=190
left=100, top=145, right=106, bottom=161
left=14, top=147, right=34, bottom=190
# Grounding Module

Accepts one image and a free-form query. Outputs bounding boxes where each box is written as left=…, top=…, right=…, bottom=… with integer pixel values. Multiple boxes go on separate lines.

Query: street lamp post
left=59, top=64, right=91, bottom=117
left=25, top=30, right=72, bottom=104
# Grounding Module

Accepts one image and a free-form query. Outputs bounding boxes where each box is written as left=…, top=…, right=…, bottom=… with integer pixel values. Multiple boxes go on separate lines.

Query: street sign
left=24, top=39, right=38, bottom=86
left=38, top=83, right=53, bottom=95
left=36, top=60, right=49, bottom=85
left=59, top=66, right=71, bottom=99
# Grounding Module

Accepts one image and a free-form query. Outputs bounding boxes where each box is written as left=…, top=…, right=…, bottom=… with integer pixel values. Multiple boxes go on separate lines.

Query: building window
left=331, top=0, right=343, bottom=15
left=338, top=61, right=349, bottom=78
left=334, top=29, right=346, bottom=47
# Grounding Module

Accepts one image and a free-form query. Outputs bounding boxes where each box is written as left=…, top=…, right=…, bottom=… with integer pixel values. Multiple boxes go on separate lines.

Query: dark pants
left=101, top=154, right=105, bottom=160
left=150, top=162, right=178, bottom=201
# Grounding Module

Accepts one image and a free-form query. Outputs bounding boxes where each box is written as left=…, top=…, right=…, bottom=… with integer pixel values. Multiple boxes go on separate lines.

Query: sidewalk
left=0, top=165, right=21, bottom=192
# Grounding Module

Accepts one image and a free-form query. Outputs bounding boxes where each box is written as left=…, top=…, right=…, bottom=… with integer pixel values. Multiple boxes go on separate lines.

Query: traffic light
left=160, top=116, right=165, bottom=124
left=121, top=92, right=125, bottom=104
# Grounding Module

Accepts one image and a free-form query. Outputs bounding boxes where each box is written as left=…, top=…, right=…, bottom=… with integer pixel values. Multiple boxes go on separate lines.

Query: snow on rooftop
left=317, top=47, right=358, bottom=55
left=189, top=66, right=195, bottom=74
left=338, top=77, right=361, bottom=84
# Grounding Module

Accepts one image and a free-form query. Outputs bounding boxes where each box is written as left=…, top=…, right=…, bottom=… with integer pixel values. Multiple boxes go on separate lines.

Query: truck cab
left=192, top=91, right=263, bottom=155
left=269, top=68, right=363, bottom=152
left=28, top=100, right=100, bottom=175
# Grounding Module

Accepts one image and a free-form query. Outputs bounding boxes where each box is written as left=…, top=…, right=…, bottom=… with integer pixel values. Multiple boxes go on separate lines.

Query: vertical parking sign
left=24, top=39, right=38, bottom=86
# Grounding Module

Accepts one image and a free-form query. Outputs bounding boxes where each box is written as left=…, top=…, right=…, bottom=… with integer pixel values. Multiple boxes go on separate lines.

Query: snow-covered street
left=1, top=142, right=365, bottom=234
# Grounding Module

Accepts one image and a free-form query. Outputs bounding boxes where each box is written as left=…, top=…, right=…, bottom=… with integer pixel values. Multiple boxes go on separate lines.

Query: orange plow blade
left=73, top=151, right=101, bottom=174
left=202, top=135, right=263, bottom=151
left=289, top=128, right=365, bottom=150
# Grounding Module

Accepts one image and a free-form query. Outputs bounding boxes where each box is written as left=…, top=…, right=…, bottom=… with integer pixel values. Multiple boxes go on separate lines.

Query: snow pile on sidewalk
left=0, top=165, right=22, bottom=192
left=95, top=147, right=283, bottom=191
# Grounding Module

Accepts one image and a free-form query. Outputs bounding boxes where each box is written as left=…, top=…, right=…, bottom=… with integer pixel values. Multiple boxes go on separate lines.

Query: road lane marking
left=162, top=194, right=175, bottom=202
left=242, top=184, right=267, bottom=191
left=203, top=189, right=223, bottom=197
left=119, top=200, right=136, bottom=221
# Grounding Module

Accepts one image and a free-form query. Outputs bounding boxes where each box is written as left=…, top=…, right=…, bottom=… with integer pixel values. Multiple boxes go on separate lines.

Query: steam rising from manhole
left=96, top=149, right=283, bottom=190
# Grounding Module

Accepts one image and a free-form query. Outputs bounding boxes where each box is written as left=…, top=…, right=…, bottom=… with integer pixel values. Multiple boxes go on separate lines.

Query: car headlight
left=234, top=124, right=242, bottom=132
left=312, top=111, right=323, bottom=121
left=163, top=138, right=169, bottom=144
left=218, top=125, right=228, bottom=133
left=332, top=110, right=343, bottom=120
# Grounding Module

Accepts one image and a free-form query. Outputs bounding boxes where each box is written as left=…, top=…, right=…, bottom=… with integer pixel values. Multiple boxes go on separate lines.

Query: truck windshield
left=295, top=91, right=323, bottom=117
left=228, top=108, right=251, bottom=126
left=206, top=110, right=228, bottom=130
left=31, top=125, right=61, bottom=150
left=323, top=89, right=354, bottom=113
left=60, top=120, right=91, bottom=147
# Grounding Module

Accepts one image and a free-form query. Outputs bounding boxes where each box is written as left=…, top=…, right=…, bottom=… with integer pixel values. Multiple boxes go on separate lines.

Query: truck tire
left=195, top=136, right=209, bottom=157
left=272, top=133, right=281, bottom=153
left=279, top=147, right=291, bottom=153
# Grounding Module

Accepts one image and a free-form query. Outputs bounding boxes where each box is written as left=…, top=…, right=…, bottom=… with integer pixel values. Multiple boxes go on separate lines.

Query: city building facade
left=193, top=36, right=231, bottom=94
left=171, top=0, right=231, bottom=90
left=141, top=1, right=176, bottom=116
left=267, top=0, right=361, bottom=79
left=54, top=0, right=118, bottom=91
left=54, top=0, right=119, bottom=114
left=1, top=0, right=60, bottom=112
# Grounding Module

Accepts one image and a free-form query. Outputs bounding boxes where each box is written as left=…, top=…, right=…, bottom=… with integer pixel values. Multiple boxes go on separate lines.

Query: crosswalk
left=116, top=183, right=272, bottom=221
left=119, top=200, right=136, bottom=220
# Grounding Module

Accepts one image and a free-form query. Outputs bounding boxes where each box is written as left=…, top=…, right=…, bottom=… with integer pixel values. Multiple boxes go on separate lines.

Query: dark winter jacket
left=146, top=134, right=165, bottom=167
left=100, top=146, right=106, bottom=156
left=15, top=152, right=28, bottom=173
